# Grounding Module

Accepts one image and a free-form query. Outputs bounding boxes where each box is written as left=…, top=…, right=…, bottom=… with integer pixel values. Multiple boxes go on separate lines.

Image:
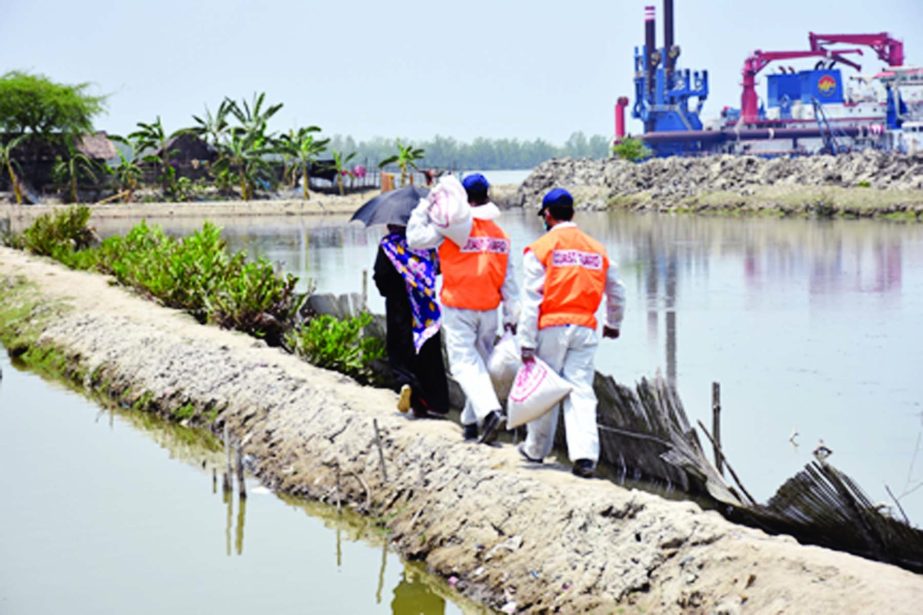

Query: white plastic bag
left=427, top=175, right=472, bottom=245
left=506, top=357, right=573, bottom=429
left=487, top=332, right=521, bottom=401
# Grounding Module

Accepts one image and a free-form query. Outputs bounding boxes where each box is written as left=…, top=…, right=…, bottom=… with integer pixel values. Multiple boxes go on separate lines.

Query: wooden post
left=712, top=382, right=723, bottom=476
left=373, top=419, right=388, bottom=482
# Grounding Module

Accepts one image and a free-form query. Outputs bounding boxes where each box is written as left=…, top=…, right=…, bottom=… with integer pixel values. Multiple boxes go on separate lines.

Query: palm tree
left=331, top=150, right=356, bottom=196
left=0, top=135, right=26, bottom=205
left=378, top=140, right=425, bottom=186
left=278, top=126, right=329, bottom=199
left=52, top=147, right=98, bottom=203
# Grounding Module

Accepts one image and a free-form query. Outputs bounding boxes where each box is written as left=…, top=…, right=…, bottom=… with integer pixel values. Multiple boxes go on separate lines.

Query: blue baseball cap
left=462, top=173, right=490, bottom=193
left=539, top=188, right=574, bottom=215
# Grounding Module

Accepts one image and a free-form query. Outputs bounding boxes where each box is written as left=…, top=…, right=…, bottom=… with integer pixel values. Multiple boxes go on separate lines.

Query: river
left=91, top=209, right=923, bottom=523
left=0, top=349, right=471, bottom=614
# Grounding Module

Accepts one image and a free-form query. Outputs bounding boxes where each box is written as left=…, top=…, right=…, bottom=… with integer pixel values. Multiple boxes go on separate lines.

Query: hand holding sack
left=487, top=332, right=521, bottom=400
left=426, top=174, right=472, bottom=246
left=506, top=357, right=573, bottom=429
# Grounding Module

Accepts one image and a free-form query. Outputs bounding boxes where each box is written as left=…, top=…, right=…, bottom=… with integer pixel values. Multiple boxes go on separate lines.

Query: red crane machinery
left=740, top=48, right=863, bottom=124
left=809, top=32, right=904, bottom=67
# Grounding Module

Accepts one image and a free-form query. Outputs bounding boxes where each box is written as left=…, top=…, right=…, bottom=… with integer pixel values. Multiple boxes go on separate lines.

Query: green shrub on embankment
left=9, top=206, right=383, bottom=379
left=286, top=312, right=384, bottom=384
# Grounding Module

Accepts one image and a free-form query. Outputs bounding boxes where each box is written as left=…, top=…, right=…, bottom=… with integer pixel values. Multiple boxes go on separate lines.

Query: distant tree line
left=1, top=70, right=613, bottom=205
left=326, top=132, right=612, bottom=171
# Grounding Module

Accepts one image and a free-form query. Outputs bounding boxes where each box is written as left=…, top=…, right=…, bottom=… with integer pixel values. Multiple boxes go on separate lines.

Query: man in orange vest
left=407, top=173, right=519, bottom=444
left=517, top=188, right=625, bottom=478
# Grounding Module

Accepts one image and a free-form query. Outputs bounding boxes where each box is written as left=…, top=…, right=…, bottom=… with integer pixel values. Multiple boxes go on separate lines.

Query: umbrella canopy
left=350, top=185, right=429, bottom=227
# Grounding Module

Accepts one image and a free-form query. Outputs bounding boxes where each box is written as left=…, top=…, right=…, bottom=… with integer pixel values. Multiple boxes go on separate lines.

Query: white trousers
left=442, top=306, right=501, bottom=424
left=522, top=325, right=600, bottom=464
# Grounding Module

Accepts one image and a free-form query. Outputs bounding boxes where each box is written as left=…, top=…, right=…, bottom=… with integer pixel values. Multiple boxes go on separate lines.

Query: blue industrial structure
left=622, top=1, right=908, bottom=157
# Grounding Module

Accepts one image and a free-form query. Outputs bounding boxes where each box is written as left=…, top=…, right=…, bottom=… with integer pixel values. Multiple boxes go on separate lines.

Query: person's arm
left=373, top=245, right=399, bottom=298
left=517, top=250, right=545, bottom=357
left=406, top=199, right=443, bottom=250
left=602, top=260, right=626, bottom=338
left=500, top=254, right=520, bottom=330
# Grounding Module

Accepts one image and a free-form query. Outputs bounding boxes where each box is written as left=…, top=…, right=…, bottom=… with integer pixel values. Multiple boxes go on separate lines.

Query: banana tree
left=332, top=150, right=356, bottom=196
left=52, top=147, right=98, bottom=203
left=278, top=126, right=329, bottom=199
left=0, top=135, right=26, bottom=205
left=107, top=136, right=143, bottom=202
left=226, top=92, right=283, bottom=139
left=378, top=140, right=425, bottom=186
left=191, top=99, right=233, bottom=148
left=213, top=131, right=274, bottom=201
left=128, top=116, right=180, bottom=196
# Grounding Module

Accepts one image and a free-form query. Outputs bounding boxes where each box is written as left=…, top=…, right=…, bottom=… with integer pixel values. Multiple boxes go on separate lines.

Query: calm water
left=0, top=350, right=471, bottom=614
left=93, top=211, right=923, bottom=523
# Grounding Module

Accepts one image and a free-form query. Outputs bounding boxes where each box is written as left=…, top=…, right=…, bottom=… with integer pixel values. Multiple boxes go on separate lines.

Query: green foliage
left=611, top=137, right=652, bottom=162
left=19, top=206, right=96, bottom=263
left=0, top=71, right=105, bottom=137
left=129, top=116, right=180, bottom=197
left=277, top=126, right=329, bottom=199
left=379, top=140, right=425, bottom=186
left=337, top=131, right=611, bottom=171
left=51, top=146, right=99, bottom=203
left=331, top=150, right=356, bottom=195
left=857, top=180, right=872, bottom=188
left=286, top=312, right=385, bottom=383
left=0, top=134, right=27, bottom=204
left=93, top=222, right=302, bottom=343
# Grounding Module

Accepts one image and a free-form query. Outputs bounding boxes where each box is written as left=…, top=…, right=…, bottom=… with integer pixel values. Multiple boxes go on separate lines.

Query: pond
left=93, top=209, right=923, bottom=523
left=0, top=349, right=473, bottom=614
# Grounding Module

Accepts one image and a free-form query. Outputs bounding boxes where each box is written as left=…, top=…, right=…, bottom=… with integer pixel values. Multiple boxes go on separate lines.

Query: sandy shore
left=1, top=246, right=922, bottom=613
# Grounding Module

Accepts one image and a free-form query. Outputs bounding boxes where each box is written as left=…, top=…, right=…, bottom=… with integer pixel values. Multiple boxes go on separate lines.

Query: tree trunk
left=302, top=164, right=311, bottom=201
left=6, top=163, right=23, bottom=205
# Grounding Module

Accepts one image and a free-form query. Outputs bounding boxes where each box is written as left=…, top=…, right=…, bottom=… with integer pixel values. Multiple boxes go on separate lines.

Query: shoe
left=463, top=423, right=479, bottom=441
left=478, top=410, right=505, bottom=445
left=572, top=459, right=595, bottom=479
left=397, top=385, right=412, bottom=413
left=517, top=443, right=543, bottom=464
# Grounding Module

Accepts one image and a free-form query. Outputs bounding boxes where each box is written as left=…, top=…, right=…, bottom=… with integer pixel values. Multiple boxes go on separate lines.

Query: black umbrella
left=350, top=185, right=430, bottom=227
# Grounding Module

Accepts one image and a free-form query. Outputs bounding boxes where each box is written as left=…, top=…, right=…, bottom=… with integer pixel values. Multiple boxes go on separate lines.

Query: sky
left=1, top=0, right=921, bottom=144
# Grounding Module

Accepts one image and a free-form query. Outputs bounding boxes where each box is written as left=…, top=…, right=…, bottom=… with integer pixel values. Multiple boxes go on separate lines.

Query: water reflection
left=391, top=567, right=447, bottom=615
left=0, top=350, right=468, bottom=614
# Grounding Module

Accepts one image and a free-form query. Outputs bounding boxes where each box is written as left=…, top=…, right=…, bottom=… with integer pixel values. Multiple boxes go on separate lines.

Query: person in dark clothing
left=373, top=225, right=450, bottom=417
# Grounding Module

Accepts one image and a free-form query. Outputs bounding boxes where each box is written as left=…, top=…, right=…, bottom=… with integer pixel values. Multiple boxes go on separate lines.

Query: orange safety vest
left=526, top=225, right=609, bottom=330
left=438, top=218, right=510, bottom=310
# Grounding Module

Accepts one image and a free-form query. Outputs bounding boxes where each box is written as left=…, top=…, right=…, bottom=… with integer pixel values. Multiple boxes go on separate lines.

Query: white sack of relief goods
left=506, top=357, right=573, bottom=429
left=487, top=332, right=521, bottom=401
left=427, top=174, right=472, bottom=246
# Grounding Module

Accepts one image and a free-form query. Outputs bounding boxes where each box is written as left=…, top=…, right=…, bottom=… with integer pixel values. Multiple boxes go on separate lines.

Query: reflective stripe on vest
left=439, top=218, right=510, bottom=310
left=527, top=226, right=608, bottom=330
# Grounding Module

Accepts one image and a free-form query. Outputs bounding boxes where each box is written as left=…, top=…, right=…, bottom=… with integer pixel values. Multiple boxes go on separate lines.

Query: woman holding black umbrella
left=373, top=223, right=450, bottom=417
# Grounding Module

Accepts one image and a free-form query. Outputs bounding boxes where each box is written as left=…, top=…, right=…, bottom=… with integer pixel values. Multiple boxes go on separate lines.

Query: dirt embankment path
left=2, top=246, right=922, bottom=614
left=0, top=192, right=376, bottom=231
